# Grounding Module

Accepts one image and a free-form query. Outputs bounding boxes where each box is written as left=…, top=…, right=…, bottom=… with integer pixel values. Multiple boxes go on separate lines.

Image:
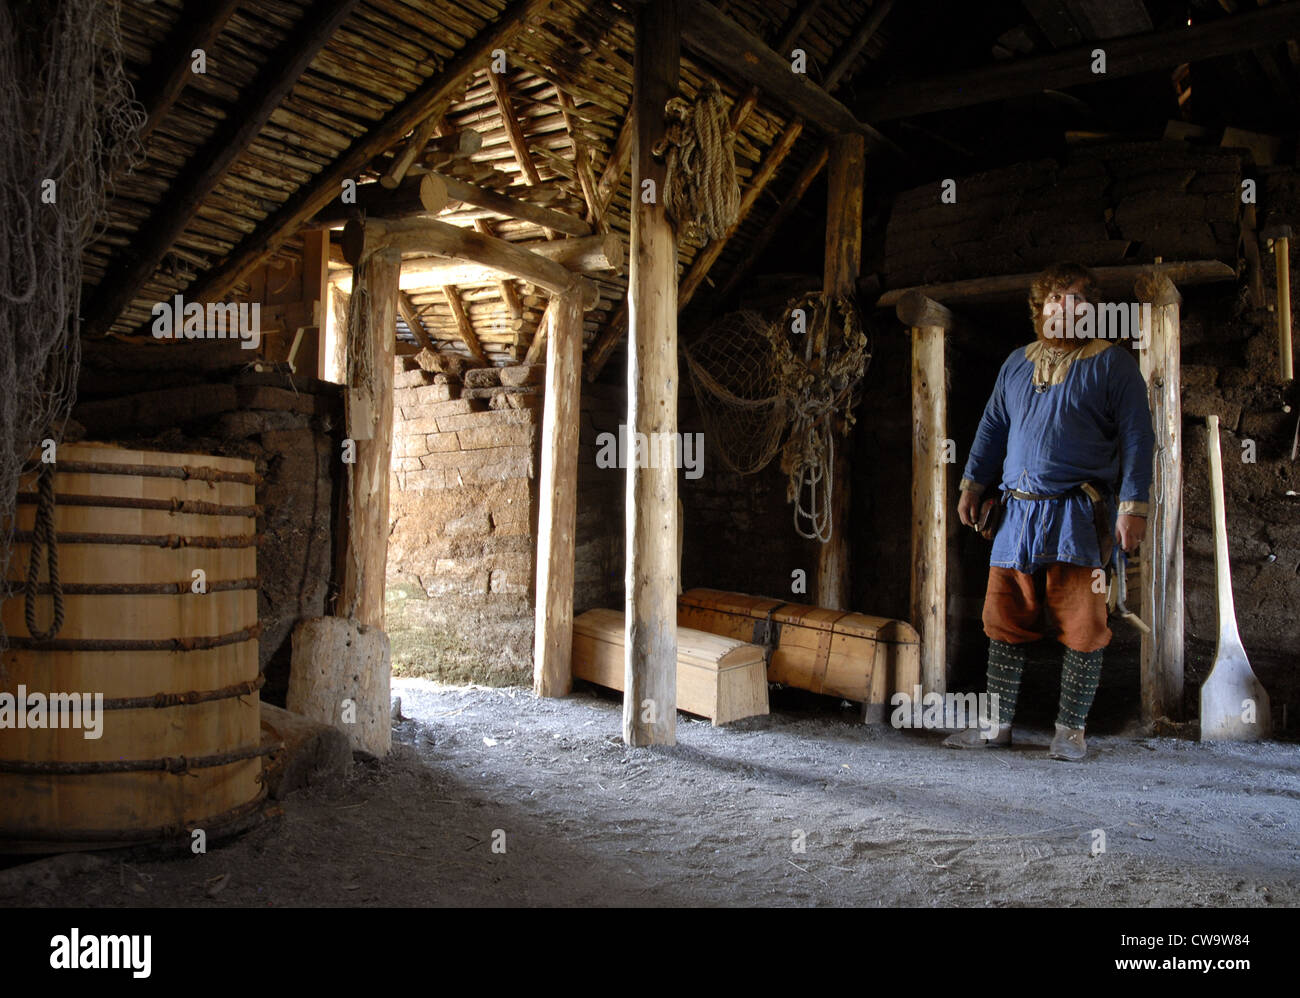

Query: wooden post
left=533, top=289, right=584, bottom=698
left=898, top=292, right=952, bottom=697
left=816, top=133, right=864, bottom=611
left=338, top=248, right=400, bottom=628
left=1136, top=274, right=1185, bottom=725
left=624, top=0, right=680, bottom=747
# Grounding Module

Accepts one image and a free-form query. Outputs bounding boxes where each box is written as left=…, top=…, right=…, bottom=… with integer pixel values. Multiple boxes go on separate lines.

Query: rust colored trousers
left=982, top=564, right=1111, bottom=653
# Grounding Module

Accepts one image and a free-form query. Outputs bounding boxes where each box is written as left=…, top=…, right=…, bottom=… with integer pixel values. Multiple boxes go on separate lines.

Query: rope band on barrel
left=42, top=460, right=260, bottom=485
left=19, top=578, right=258, bottom=596
left=99, top=673, right=265, bottom=710
left=15, top=492, right=261, bottom=517
left=6, top=622, right=261, bottom=652
left=11, top=530, right=259, bottom=549
left=0, top=742, right=276, bottom=776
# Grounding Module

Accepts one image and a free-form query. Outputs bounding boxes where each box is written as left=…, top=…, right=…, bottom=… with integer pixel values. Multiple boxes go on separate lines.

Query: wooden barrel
left=0, top=442, right=265, bottom=849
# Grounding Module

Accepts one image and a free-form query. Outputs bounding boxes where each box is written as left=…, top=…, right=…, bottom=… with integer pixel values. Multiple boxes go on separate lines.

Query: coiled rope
left=656, top=79, right=740, bottom=243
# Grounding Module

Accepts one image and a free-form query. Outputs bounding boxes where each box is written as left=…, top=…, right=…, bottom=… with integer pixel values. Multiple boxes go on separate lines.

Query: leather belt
left=1008, top=482, right=1103, bottom=503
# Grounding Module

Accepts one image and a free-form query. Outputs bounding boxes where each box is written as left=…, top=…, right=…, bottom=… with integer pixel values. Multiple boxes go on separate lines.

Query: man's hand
left=958, top=489, right=981, bottom=529
left=1116, top=513, right=1146, bottom=553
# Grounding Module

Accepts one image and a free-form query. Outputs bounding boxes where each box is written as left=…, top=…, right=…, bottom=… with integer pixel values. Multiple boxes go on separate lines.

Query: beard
left=1034, top=308, right=1088, bottom=349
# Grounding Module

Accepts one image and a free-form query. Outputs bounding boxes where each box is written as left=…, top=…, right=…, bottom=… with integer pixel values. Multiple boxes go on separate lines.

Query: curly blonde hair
left=1028, top=262, right=1099, bottom=326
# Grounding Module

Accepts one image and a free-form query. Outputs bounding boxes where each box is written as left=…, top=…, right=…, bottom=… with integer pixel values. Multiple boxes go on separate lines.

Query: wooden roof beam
left=442, top=286, right=488, bottom=365
left=342, top=218, right=601, bottom=308
left=858, top=3, right=1300, bottom=121
left=621, top=0, right=896, bottom=151
left=83, top=0, right=364, bottom=338
left=185, top=0, right=555, bottom=312
left=397, top=291, right=435, bottom=352
left=135, top=0, right=244, bottom=144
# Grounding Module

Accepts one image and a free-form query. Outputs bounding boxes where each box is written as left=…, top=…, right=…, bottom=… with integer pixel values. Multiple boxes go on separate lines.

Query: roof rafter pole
left=442, top=286, right=488, bottom=365
left=556, top=88, right=607, bottom=234
left=475, top=219, right=524, bottom=319
left=595, top=117, right=634, bottom=216
left=716, top=143, right=828, bottom=301
left=823, top=0, right=895, bottom=91
left=186, top=0, right=556, bottom=309
left=623, top=0, right=680, bottom=748
left=858, top=3, right=1300, bottom=121
left=397, top=291, right=435, bottom=352
left=381, top=113, right=441, bottom=189
left=486, top=62, right=558, bottom=239
left=83, top=0, right=364, bottom=338
left=135, top=0, right=244, bottom=144
left=618, top=0, right=894, bottom=149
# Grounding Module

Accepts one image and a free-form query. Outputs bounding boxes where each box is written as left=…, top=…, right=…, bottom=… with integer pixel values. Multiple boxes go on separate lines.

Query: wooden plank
left=858, top=3, right=1300, bottom=121
left=1135, top=274, right=1184, bottom=726
left=186, top=0, right=554, bottom=309
left=83, top=0, right=364, bottom=337
left=624, top=0, right=680, bottom=747
left=533, top=289, right=584, bottom=697
left=442, top=286, right=488, bottom=366
left=816, top=133, right=865, bottom=614
left=338, top=248, right=400, bottom=628
left=910, top=324, right=947, bottom=696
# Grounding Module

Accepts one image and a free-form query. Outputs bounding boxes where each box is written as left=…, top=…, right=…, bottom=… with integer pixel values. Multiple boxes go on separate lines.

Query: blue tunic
left=962, top=342, right=1154, bottom=573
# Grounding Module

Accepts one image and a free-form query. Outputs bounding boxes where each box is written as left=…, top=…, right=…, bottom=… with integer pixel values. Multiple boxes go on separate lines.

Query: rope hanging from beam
left=656, top=79, right=740, bottom=243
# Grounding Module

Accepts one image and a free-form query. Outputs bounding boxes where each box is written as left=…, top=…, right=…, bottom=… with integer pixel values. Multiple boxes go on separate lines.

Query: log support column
left=1136, top=274, right=1185, bottom=725
left=624, top=0, right=680, bottom=746
left=339, top=248, right=400, bottom=628
left=898, top=292, right=953, bottom=697
left=816, top=132, right=865, bottom=611
left=533, top=289, right=584, bottom=697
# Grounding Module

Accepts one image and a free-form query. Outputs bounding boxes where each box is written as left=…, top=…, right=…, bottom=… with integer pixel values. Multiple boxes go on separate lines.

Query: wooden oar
left=1200, top=414, right=1272, bottom=740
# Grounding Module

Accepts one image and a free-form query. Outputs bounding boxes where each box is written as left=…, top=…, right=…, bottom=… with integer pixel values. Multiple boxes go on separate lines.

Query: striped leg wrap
left=1057, top=647, right=1104, bottom=730
left=985, top=639, right=1026, bottom=727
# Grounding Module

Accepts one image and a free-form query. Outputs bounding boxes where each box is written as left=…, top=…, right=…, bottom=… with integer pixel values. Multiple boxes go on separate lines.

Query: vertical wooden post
left=534, top=289, right=583, bottom=698
left=339, top=248, right=399, bottom=629
left=816, top=133, right=865, bottom=611
left=898, top=293, right=952, bottom=698
left=624, top=0, right=680, bottom=747
left=1136, top=275, right=1185, bottom=724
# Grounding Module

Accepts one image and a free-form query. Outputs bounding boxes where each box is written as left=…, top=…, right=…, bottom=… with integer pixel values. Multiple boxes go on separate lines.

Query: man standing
left=944, top=262, right=1155, bottom=760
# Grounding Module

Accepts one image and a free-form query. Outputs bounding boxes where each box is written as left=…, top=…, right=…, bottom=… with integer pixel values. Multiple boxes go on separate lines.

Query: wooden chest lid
left=679, top=588, right=786, bottom=619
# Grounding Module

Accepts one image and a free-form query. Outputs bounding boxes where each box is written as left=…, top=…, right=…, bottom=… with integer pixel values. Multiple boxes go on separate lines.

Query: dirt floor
left=3, top=679, right=1298, bottom=907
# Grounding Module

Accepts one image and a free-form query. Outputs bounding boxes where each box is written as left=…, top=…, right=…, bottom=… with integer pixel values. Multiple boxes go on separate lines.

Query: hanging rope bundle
left=683, top=295, right=870, bottom=543
left=0, top=1, right=143, bottom=679
left=23, top=463, right=63, bottom=642
left=657, top=79, right=741, bottom=244
left=768, top=293, right=870, bottom=542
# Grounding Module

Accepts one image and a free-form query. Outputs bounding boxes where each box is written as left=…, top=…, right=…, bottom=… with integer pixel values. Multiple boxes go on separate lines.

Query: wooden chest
left=677, top=589, right=921, bottom=707
left=571, top=609, right=769, bottom=725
